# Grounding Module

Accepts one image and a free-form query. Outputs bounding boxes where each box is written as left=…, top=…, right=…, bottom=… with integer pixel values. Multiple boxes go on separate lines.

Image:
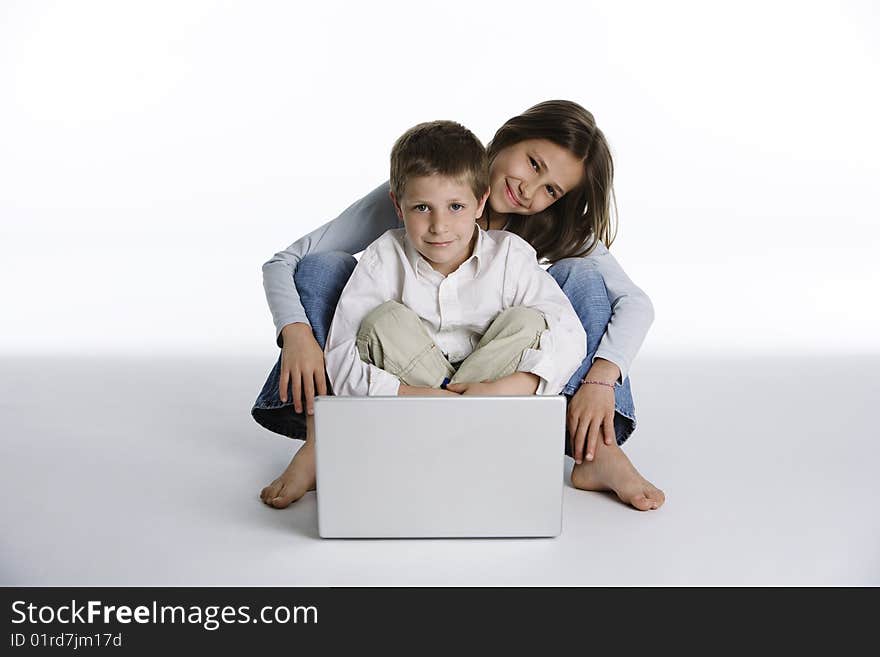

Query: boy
left=260, top=120, right=586, bottom=507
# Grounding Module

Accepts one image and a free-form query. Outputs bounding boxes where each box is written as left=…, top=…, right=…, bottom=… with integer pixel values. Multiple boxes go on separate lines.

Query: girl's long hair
left=486, top=100, right=617, bottom=263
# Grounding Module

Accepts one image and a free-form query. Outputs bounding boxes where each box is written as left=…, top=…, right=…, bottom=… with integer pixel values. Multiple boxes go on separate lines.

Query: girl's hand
left=568, top=359, right=620, bottom=464
left=279, top=322, right=327, bottom=415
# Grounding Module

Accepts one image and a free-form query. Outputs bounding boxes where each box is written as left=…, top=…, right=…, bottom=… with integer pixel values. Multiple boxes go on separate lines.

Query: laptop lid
left=314, top=395, right=565, bottom=538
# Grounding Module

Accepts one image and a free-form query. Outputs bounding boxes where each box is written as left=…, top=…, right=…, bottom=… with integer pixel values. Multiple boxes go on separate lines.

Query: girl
left=254, top=100, right=665, bottom=512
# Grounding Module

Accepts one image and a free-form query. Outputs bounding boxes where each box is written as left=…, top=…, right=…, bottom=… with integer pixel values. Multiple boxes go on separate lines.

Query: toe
left=631, top=492, right=654, bottom=511
left=650, top=487, right=666, bottom=509
left=261, top=480, right=282, bottom=504
left=270, top=483, right=302, bottom=509
left=270, top=494, right=290, bottom=509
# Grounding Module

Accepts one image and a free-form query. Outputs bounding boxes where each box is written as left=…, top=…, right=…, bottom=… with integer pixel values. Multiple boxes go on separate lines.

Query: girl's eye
left=529, top=157, right=539, bottom=171
left=545, top=185, right=557, bottom=199
left=450, top=203, right=464, bottom=212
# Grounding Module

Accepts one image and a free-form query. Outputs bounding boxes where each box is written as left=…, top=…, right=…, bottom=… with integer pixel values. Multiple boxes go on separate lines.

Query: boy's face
left=391, top=175, right=489, bottom=277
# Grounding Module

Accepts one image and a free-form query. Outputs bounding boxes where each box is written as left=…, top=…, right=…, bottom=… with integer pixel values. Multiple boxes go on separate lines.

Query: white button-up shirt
left=324, top=227, right=587, bottom=397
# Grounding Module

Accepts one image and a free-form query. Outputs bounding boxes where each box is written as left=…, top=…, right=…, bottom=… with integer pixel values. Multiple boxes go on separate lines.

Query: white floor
left=1, top=354, right=877, bottom=586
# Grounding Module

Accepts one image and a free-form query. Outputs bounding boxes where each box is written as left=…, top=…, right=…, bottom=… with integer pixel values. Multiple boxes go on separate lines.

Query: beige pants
left=355, top=301, right=547, bottom=388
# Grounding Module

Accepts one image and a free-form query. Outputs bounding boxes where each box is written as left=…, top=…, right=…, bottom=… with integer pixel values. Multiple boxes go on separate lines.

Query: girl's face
left=487, top=139, right=584, bottom=216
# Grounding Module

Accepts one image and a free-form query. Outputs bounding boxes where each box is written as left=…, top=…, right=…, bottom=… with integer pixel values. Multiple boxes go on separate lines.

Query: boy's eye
left=529, top=157, right=539, bottom=171
left=413, top=204, right=429, bottom=212
left=450, top=203, right=464, bottom=212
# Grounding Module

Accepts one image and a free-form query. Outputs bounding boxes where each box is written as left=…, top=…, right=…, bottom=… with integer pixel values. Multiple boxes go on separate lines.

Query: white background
left=1, top=0, right=877, bottom=357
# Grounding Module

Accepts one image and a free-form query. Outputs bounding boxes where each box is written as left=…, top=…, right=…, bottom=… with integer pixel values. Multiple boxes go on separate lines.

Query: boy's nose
left=429, top=215, right=450, bottom=231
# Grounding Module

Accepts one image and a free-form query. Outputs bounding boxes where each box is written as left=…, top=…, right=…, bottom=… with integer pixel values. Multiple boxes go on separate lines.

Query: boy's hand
left=445, top=381, right=499, bottom=396
left=398, top=384, right=460, bottom=397
left=496, top=372, right=540, bottom=395
left=447, top=372, right=539, bottom=396
left=279, top=322, right=328, bottom=415
left=568, top=359, right=619, bottom=464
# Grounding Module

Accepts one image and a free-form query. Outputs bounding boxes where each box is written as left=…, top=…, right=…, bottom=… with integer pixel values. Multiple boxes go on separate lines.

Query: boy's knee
left=294, top=251, right=358, bottom=286
left=494, top=306, right=547, bottom=336
left=357, top=300, right=419, bottom=339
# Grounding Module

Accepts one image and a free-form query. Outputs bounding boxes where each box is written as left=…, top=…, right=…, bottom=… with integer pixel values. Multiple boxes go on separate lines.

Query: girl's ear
left=475, top=188, right=490, bottom=219
left=389, top=191, right=404, bottom=220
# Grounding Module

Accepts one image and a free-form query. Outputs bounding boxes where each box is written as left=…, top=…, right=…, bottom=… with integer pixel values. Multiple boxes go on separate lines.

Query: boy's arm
left=504, top=242, right=588, bottom=396
left=323, top=248, right=402, bottom=397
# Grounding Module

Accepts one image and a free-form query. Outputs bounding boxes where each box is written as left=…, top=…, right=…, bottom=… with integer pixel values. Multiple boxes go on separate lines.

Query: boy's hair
left=486, top=100, right=617, bottom=263
left=390, top=120, right=489, bottom=201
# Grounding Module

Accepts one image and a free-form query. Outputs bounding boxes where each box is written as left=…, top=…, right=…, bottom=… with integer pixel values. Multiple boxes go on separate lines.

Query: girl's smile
left=504, top=180, right=525, bottom=209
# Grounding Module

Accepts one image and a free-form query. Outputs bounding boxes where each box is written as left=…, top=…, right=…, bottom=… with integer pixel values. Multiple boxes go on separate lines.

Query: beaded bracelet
left=581, top=379, right=615, bottom=389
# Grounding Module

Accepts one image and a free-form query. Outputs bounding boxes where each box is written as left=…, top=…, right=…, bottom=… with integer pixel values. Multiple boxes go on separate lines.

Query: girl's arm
left=582, top=240, right=655, bottom=383
left=567, top=242, right=654, bottom=464
left=262, top=181, right=398, bottom=346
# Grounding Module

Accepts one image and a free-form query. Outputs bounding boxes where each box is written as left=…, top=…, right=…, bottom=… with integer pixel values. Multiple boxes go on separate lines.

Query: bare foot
left=260, top=438, right=316, bottom=509
left=571, top=441, right=665, bottom=511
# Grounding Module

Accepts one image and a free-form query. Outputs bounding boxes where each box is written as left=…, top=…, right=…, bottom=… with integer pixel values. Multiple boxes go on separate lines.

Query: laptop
left=314, top=395, right=566, bottom=538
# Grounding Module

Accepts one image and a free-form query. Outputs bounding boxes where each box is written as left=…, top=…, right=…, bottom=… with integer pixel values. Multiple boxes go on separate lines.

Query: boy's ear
left=389, top=191, right=404, bottom=220
left=475, top=188, right=490, bottom=219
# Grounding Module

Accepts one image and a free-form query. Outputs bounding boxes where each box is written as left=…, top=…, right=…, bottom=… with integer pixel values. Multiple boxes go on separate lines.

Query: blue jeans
left=251, top=252, right=637, bottom=446
left=547, top=258, right=637, bottom=451
left=251, top=251, right=358, bottom=440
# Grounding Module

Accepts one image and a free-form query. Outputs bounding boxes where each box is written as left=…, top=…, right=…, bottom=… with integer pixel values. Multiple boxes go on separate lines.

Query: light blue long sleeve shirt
left=262, top=181, right=654, bottom=381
